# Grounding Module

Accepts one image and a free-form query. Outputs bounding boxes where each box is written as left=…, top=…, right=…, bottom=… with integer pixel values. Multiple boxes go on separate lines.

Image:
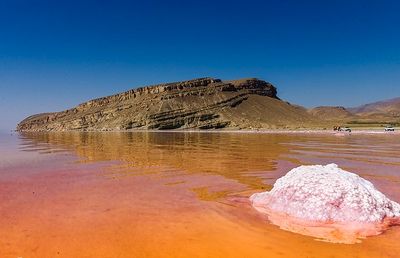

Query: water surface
left=1, top=132, right=400, bottom=257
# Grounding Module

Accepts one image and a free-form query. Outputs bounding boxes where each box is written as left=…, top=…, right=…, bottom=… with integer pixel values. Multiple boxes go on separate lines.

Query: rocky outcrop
left=17, top=77, right=317, bottom=131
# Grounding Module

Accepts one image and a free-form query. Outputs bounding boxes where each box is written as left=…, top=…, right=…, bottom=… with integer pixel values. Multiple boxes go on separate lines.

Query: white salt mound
left=250, top=164, right=400, bottom=243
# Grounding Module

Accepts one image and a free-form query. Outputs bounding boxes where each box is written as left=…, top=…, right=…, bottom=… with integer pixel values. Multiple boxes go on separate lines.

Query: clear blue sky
left=1, top=0, right=399, bottom=131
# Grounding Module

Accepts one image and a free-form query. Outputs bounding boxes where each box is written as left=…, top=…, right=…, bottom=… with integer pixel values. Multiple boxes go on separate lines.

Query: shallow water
left=1, top=131, right=400, bottom=258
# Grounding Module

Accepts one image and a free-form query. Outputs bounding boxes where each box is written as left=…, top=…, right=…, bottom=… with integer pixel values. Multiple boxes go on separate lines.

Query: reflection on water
left=18, top=132, right=294, bottom=191
left=18, top=132, right=400, bottom=191
left=1, top=132, right=400, bottom=257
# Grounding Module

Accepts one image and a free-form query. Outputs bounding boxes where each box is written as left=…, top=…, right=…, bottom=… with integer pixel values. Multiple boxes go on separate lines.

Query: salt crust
left=250, top=164, right=400, bottom=243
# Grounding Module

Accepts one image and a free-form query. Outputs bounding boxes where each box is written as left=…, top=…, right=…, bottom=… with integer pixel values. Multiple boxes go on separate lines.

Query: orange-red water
left=1, top=132, right=400, bottom=258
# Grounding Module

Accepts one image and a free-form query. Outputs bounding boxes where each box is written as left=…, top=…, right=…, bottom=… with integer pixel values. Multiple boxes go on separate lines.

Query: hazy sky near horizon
left=1, top=0, right=400, bottom=131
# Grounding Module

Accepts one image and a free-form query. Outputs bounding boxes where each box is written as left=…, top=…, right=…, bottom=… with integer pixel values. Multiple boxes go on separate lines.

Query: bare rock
left=17, top=77, right=316, bottom=131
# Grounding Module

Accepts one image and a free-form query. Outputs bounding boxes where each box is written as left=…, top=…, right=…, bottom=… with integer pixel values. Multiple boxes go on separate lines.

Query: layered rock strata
left=17, top=77, right=315, bottom=131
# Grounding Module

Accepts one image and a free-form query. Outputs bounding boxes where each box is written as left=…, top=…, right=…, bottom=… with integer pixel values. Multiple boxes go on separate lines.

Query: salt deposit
left=250, top=164, right=400, bottom=243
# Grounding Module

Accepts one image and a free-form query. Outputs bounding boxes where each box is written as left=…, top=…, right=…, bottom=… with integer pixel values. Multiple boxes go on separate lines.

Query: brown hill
left=308, top=106, right=353, bottom=120
left=17, top=77, right=318, bottom=131
left=349, top=97, right=400, bottom=118
left=306, top=98, right=400, bottom=126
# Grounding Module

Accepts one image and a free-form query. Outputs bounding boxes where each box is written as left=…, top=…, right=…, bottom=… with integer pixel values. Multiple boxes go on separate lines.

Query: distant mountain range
left=310, top=98, right=400, bottom=123
left=349, top=97, right=400, bottom=117
left=16, top=77, right=400, bottom=131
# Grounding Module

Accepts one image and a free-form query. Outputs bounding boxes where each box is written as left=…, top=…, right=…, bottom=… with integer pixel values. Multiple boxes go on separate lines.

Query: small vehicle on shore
left=384, top=126, right=395, bottom=132
left=333, top=126, right=351, bottom=133
left=340, top=127, right=352, bottom=132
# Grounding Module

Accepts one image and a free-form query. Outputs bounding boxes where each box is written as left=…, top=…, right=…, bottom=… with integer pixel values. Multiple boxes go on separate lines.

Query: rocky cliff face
left=17, top=77, right=316, bottom=131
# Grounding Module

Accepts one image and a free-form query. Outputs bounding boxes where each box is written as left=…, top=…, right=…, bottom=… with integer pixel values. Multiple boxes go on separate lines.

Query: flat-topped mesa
left=17, top=77, right=314, bottom=132
left=76, top=77, right=277, bottom=110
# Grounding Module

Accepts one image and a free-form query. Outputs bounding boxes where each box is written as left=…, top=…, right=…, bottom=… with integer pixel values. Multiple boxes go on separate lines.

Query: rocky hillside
left=308, top=98, right=400, bottom=125
left=308, top=106, right=353, bottom=120
left=17, top=77, right=317, bottom=131
left=349, top=97, right=400, bottom=118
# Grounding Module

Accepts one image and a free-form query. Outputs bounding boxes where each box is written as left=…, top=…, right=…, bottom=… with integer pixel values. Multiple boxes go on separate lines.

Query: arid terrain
left=16, top=78, right=400, bottom=131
